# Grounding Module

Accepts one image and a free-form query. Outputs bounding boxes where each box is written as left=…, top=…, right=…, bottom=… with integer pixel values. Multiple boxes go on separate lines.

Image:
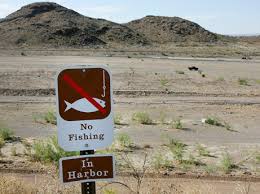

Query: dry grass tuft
left=0, top=176, right=37, bottom=194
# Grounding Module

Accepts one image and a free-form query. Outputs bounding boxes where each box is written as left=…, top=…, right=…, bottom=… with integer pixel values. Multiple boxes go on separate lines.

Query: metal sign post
left=56, top=65, right=115, bottom=194
left=80, top=150, right=96, bottom=194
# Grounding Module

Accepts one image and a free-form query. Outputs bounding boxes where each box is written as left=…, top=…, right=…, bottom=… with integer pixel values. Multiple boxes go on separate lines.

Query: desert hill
left=0, top=2, right=236, bottom=48
left=126, top=15, right=218, bottom=43
left=0, top=2, right=147, bottom=47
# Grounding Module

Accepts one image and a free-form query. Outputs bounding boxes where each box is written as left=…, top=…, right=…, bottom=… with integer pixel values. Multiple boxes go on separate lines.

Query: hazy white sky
left=0, top=0, right=259, bottom=35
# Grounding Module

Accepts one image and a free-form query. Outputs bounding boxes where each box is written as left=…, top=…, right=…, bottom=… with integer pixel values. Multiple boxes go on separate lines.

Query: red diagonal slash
left=62, top=73, right=106, bottom=115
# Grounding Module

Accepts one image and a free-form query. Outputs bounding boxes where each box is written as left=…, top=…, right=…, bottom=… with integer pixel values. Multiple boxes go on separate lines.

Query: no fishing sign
left=55, top=65, right=114, bottom=151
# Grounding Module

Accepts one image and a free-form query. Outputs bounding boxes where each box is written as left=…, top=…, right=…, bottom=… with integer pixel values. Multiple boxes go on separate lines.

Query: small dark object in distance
left=242, top=56, right=252, bottom=60
left=188, top=66, right=199, bottom=71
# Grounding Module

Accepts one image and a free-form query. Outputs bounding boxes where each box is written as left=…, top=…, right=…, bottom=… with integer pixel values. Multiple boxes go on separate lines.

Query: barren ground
left=0, top=54, right=260, bottom=193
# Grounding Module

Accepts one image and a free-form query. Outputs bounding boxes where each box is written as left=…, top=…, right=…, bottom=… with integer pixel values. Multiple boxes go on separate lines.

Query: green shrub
left=167, top=138, right=186, bottom=162
left=205, top=117, right=224, bottom=127
left=0, top=127, right=14, bottom=141
left=159, top=76, right=169, bottom=87
left=176, top=70, right=185, bottom=75
left=196, top=144, right=210, bottom=157
left=220, top=153, right=235, bottom=173
left=116, top=133, right=133, bottom=148
left=171, top=119, right=183, bottom=129
left=30, top=136, right=78, bottom=165
left=0, top=137, right=5, bottom=148
left=152, top=153, right=172, bottom=170
left=132, top=112, right=152, bottom=125
left=238, top=78, right=249, bottom=86
left=44, top=110, right=57, bottom=125
left=205, top=117, right=233, bottom=131
left=103, top=188, right=117, bottom=194
left=114, top=114, right=123, bottom=125
left=256, top=154, right=260, bottom=164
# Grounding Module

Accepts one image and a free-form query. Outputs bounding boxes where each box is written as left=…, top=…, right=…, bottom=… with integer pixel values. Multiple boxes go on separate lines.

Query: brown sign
left=60, top=155, right=114, bottom=183
left=57, top=68, right=111, bottom=121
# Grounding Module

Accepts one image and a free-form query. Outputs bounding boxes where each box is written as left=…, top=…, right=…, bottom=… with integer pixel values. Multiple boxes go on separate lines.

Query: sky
left=0, top=0, right=259, bottom=35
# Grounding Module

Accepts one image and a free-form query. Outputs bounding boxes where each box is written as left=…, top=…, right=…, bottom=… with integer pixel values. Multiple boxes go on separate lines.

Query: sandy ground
left=0, top=55, right=260, bottom=193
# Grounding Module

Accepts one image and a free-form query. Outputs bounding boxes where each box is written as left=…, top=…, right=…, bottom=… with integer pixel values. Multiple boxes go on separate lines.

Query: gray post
left=80, top=150, right=96, bottom=194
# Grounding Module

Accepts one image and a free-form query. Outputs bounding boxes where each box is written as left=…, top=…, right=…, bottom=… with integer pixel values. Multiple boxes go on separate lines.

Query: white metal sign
left=55, top=65, right=114, bottom=151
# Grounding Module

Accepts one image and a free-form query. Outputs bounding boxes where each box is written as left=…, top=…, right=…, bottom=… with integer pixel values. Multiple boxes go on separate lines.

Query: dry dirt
left=0, top=55, right=260, bottom=193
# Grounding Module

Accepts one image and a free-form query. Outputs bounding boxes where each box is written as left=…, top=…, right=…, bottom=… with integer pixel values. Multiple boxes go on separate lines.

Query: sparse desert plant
left=103, top=153, right=148, bottom=194
left=44, top=110, right=57, bottom=125
left=217, top=77, right=225, bottom=81
left=204, top=117, right=234, bottom=131
left=159, top=111, right=167, bottom=124
left=116, top=133, right=133, bottom=149
left=0, top=176, right=38, bottom=194
left=30, top=135, right=78, bottom=165
left=204, top=164, right=218, bottom=174
left=176, top=70, right=185, bottom=75
left=238, top=78, right=249, bottom=86
left=34, top=110, right=57, bottom=125
left=103, top=188, right=117, bottom=194
left=0, top=137, right=5, bottom=156
left=132, top=112, right=152, bottom=125
left=168, top=138, right=186, bottom=148
left=120, top=153, right=148, bottom=194
left=0, top=127, right=14, bottom=141
left=220, top=152, right=236, bottom=173
left=256, top=154, right=260, bottom=164
left=167, top=138, right=186, bottom=162
left=224, top=122, right=234, bottom=131
left=171, top=119, right=183, bottom=130
left=0, top=175, right=80, bottom=193
left=205, top=117, right=224, bottom=127
left=0, top=137, right=5, bottom=148
left=255, top=79, right=260, bottom=84
left=11, top=146, right=17, bottom=156
left=114, top=114, right=123, bottom=125
left=152, top=152, right=172, bottom=171
left=159, top=76, right=170, bottom=87
left=196, top=143, right=210, bottom=157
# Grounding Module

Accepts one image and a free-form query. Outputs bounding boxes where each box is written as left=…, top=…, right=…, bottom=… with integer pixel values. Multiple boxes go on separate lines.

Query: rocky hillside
left=126, top=16, right=218, bottom=43
left=0, top=2, right=223, bottom=48
left=0, top=2, right=147, bottom=47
